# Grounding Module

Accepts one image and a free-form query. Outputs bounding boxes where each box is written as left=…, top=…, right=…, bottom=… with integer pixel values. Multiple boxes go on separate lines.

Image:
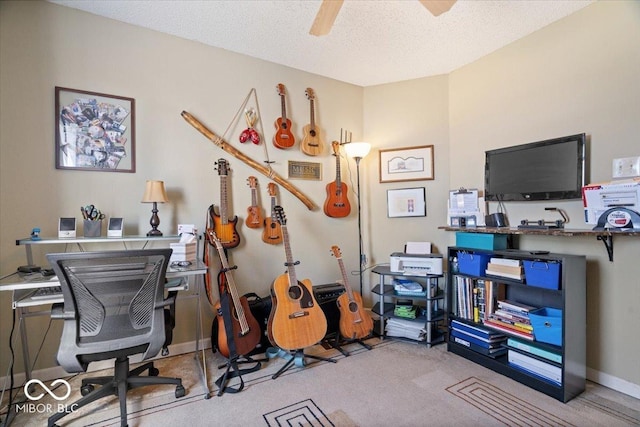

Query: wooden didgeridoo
left=181, top=110, right=316, bottom=211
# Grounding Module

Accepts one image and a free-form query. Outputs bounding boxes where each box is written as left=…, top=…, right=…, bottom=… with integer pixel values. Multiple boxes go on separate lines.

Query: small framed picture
left=387, top=188, right=426, bottom=218
left=379, top=145, right=434, bottom=183
left=58, top=217, right=77, bottom=238
left=107, top=217, right=124, bottom=237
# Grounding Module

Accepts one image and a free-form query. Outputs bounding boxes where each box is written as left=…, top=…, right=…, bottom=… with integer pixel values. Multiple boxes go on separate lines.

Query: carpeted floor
left=4, top=338, right=640, bottom=427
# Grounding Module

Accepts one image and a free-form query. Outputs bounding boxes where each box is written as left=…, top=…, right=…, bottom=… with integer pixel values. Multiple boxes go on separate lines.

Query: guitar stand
left=271, top=349, right=336, bottom=380
left=322, top=334, right=372, bottom=357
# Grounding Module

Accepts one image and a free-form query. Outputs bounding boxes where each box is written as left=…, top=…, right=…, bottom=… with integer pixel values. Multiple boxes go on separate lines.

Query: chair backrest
left=47, top=249, right=172, bottom=373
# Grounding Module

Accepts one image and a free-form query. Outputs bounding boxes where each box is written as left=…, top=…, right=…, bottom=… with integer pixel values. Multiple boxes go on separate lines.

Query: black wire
left=0, top=309, right=16, bottom=427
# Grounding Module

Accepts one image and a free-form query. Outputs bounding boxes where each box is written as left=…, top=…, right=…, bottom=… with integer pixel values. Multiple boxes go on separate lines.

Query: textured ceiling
left=48, top=0, right=595, bottom=87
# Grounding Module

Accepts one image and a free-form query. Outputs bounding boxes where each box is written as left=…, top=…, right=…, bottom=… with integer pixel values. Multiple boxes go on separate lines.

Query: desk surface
left=16, top=235, right=181, bottom=246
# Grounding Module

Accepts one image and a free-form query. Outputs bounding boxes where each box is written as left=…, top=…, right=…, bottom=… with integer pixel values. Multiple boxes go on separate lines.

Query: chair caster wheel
left=81, top=384, right=94, bottom=396
left=175, top=385, right=186, bottom=398
left=149, top=367, right=160, bottom=376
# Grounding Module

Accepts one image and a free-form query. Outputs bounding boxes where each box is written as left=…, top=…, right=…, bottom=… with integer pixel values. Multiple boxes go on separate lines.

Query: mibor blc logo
left=17, top=379, right=78, bottom=415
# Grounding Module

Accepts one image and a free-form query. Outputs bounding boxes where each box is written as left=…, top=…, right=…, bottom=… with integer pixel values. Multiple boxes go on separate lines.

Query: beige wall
left=2, top=0, right=639, bottom=397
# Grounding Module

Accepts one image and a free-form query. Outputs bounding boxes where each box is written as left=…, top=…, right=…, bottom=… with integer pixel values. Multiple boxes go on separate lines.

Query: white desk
left=2, top=236, right=211, bottom=397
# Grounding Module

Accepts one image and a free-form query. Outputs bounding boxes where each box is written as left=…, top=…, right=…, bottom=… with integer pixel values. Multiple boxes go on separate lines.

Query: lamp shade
left=141, top=180, right=169, bottom=203
left=344, top=142, right=371, bottom=159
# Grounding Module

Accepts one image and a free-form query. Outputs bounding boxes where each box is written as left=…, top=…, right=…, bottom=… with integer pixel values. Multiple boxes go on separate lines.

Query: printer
left=390, top=252, right=443, bottom=276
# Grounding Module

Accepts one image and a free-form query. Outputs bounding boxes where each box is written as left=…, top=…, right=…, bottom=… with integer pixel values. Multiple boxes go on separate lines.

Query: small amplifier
left=313, top=283, right=345, bottom=338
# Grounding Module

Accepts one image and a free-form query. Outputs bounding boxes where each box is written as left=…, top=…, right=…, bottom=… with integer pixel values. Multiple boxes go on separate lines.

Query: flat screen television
left=484, top=133, right=586, bottom=202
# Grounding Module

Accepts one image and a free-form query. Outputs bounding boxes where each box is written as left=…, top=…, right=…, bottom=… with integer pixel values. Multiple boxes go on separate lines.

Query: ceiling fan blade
left=310, top=0, right=344, bottom=36
left=419, top=0, right=457, bottom=17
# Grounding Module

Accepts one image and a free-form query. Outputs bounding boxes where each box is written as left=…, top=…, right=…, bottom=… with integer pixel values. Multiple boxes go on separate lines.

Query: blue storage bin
left=457, top=251, right=490, bottom=276
left=523, top=260, right=561, bottom=290
left=456, top=232, right=508, bottom=250
left=529, top=307, right=562, bottom=346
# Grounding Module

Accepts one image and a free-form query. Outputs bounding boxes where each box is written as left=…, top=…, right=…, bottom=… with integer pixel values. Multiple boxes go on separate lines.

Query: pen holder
left=83, top=220, right=102, bottom=237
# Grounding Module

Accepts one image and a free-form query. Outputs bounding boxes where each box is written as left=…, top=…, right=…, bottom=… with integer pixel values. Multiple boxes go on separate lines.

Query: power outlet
left=612, top=156, right=640, bottom=179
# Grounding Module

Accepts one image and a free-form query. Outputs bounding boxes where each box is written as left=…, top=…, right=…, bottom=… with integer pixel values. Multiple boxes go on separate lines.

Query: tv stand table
left=438, top=226, right=640, bottom=261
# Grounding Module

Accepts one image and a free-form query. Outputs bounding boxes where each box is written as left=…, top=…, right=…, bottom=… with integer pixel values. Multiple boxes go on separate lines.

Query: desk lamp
left=142, top=180, right=169, bottom=236
left=344, top=141, right=371, bottom=296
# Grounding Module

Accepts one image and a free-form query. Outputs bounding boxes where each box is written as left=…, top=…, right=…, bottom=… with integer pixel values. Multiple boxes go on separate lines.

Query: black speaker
left=313, top=283, right=345, bottom=338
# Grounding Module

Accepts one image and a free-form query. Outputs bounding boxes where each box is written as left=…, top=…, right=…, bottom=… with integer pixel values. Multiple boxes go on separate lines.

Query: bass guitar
left=273, top=83, right=295, bottom=149
left=323, top=141, right=351, bottom=218
left=211, top=232, right=261, bottom=358
left=245, top=176, right=263, bottom=229
left=208, top=159, right=240, bottom=249
left=300, top=88, right=324, bottom=156
left=330, top=245, right=374, bottom=340
left=262, top=183, right=283, bottom=244
left=268, top=206, right=327, bottom=350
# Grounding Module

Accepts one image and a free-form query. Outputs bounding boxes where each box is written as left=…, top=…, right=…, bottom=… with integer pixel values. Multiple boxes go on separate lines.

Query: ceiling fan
left=310, top=0, right=457, bottom=36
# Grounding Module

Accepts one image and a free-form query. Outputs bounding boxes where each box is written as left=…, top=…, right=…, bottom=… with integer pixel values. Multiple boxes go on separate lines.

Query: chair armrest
left=50, top=303, right=74, bottom=320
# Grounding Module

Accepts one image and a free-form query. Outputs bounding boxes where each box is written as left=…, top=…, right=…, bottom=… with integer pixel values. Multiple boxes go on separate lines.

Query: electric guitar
left=207, top=159, right=240, bottom=249
left=267, top=206, right=327, bottom=350
left=262, top=183, right=283, bottom=244
left=300, top=88, right=324, bottom=156
left=211, top=232, right=261, bottom=358
left=330, top=245, right=374, bottom=340
left=273, top=83, right=295, bottom=149
left=323, top=141, right=351, bottom=218
left=245, top=176, right=263, bottom=229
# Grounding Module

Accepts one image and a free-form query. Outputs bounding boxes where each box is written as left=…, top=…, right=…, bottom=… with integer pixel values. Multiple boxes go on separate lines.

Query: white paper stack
left=385, top=317, right=426, bottom=341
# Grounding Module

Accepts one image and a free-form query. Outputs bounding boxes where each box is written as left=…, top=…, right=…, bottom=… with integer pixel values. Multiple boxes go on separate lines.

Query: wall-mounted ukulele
left=267, top=206, right=327, bottom=351
left=211, top=231, right=261, bottom=358
left=262, top=183, right=283, bottom=244
left=245, top=176, right=263, bottom=229
left=330, top=245, right=374, bottom=341
left=300, top=88, right=324, bottom=156
left=323, top=141, right=351, bottom=218
left=273, top=83, right=295, bottom=149
left=207, top=158, right=240, bottom=249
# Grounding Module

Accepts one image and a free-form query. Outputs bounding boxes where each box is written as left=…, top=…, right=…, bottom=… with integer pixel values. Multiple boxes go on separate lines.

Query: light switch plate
left=612, top=156, right=640, bottom=179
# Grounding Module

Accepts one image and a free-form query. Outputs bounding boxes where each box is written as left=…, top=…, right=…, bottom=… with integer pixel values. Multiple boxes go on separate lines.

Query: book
left=452, top=335, right=507, bottom=358
left=450, top=328, right=506, bottom=349
left=489, top=257, right=521, bottom=267
left=487, top=316, right=534, bottom=334
left=497, top=299, right=537, bottom=313
left=485, top=269, right=525, bottom=281
left=508, top=349, right=562, bottom=385
left=484, top=319, right=534, bottom=340
left=486, top=263, right=523, bottom=274
left=507, top=338, right=562, bottom=364
left=451, top=319, right=505, bottom=340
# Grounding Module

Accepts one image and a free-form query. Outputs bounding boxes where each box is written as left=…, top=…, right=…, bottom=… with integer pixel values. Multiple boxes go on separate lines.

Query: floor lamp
left=344, top=142, right=371, bottom=296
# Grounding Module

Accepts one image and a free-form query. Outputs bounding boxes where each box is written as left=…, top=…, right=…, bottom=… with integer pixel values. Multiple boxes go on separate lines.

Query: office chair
left=46, top=249, right=185, bottom=427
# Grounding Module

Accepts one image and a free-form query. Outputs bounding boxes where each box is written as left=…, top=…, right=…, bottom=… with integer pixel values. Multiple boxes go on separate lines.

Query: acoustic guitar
left=262, top=183, right=283, bottom=244
left=211, top=232, right=261, bottom=358
left=267, top=206, right=327, bottom=350
left=245, top=176, right=263, bottom=229
left=330, top=245, right=374, bottom=340
left=323, top=141, right=351, bottom=218
left=300, top=88, right=324, bottom=156
left=273, top=83, right=295, bottom=149
left=207, top=159, right=240, bottom=249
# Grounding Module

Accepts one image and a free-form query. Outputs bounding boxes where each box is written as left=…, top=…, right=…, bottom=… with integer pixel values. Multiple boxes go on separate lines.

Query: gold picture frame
left=379, top=145, right=434, bottom=183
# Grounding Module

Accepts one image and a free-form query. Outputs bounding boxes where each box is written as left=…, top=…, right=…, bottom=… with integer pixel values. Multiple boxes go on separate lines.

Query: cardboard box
left=456, top=232, right=507, bottom=250
left=582, top=178, right=640, bottom=224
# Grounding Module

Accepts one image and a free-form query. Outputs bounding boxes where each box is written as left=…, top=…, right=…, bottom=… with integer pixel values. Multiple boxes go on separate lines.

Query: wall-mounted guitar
left=273, top=83, right=295, bottom=149
left=211, top=231, right=261, bottom=358
left=245, top=176, right=263, bottom=229
left=268, top=206, right=327, bottom=351
left=207, top=158, right=240, bottom=249
left=323, top=141, right=351, bottom=218
left=262, top=183, right=283, bottom=245
left=330, top=245, right=373, bottom=341
left=300, top=88, right=324, bottom=156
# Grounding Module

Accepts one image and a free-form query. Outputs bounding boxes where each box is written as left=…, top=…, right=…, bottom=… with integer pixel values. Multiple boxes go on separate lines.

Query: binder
left=507, top=338, right=562, bottom=364
left=508, top=349, right=562, bottom=385
left=452, top=335, right=507, bottom=358
left=450, top=328, right=505, bottom=349
left=451, top=319, right=503, bottom=340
